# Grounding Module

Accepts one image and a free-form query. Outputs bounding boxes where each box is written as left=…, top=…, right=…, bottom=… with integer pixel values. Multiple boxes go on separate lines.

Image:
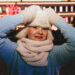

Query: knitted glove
left=20, top=5, right=42, bottom=24
left=44, top=7, right=63, bottom=25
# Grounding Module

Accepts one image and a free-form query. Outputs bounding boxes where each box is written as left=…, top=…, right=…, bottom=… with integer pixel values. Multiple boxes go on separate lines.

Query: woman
left=0, top=5, right=75, bottom=75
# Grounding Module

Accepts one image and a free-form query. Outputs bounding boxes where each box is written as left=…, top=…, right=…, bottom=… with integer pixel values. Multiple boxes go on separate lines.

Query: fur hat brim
left=16, top=27, right=54, bottom=41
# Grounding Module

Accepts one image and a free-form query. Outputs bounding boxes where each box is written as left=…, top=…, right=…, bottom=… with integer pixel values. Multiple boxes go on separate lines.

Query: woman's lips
left=35, top=36, right=43, bottom=39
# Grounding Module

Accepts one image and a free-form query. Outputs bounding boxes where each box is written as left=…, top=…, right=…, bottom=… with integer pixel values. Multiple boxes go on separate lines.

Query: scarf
left=17, top=38, right=53, bottom=66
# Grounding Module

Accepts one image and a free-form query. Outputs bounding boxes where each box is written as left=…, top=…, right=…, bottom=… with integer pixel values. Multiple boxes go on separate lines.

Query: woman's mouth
left=35, top=36, right=43, bottom=39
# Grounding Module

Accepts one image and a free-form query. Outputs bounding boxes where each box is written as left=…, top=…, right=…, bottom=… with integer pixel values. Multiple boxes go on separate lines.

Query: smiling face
left=27, top=26, right=49, bottom=41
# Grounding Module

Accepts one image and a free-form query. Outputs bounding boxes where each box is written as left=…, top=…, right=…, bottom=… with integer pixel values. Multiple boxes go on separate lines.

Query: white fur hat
left=28, top=10, right=51, bottom=28
left=16, top=10, right=54, bottom=40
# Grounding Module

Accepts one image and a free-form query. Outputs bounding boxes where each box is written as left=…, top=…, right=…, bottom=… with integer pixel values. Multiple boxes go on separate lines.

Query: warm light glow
left=0, top=0, right=20, bottom=1
left=59, top=13, right=75, bottom=16
left=22, top=0, right=67, bottom=1
left=16, top=25, right=25, bottom=30
left=71, top=0, right=75, bottom=1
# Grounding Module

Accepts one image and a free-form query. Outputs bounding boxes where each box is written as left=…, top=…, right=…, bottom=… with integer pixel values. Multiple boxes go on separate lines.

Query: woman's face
left=27, top=26, right=49, bottom=41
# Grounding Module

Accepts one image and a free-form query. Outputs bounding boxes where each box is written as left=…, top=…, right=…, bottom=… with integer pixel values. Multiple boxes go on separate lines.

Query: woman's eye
left=33, top=27, right=37, bottom=29
left=42, top=28, right=49, bottom=30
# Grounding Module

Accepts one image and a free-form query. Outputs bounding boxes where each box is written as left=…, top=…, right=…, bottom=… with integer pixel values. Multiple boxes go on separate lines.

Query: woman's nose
left=38, top=27, right=43, bottom=34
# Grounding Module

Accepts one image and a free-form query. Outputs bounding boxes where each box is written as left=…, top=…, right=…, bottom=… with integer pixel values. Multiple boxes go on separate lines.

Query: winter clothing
left=16, top=27, right=54, bottom=41
left=0, top=14, right=75, bottom=75
left=16, top=9, right=54, bottom=40
left=17, top=37, right=53, bottom=66
left=44, top=7, right=62, bottom=25
left=28, top=10, right=50, bottom=28
left=20, top=5, right=42, bottom=24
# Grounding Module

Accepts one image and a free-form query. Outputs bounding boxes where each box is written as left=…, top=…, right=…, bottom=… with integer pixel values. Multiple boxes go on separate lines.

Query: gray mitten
left=20, top=5, right=42, bottom=24
left=44, top=7, right=63, bottom=25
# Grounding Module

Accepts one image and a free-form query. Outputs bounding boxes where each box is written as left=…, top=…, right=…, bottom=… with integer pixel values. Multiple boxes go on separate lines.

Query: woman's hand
left=20, top=5, right=42, bottom=25
left=44, top=7, right=62, bottom=25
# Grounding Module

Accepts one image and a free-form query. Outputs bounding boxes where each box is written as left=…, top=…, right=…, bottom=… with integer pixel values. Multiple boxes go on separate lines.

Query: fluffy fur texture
left=20, top=5, right=42, bottom=24
left=17, top=38, right=53, bottom=66
left=28, top=10, right=51, bottom=28
left=16, top=10, right=53, bottom=40
left=44, top=7, right=62, bottom=25
left=16, top=7, right=54, bottom=66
